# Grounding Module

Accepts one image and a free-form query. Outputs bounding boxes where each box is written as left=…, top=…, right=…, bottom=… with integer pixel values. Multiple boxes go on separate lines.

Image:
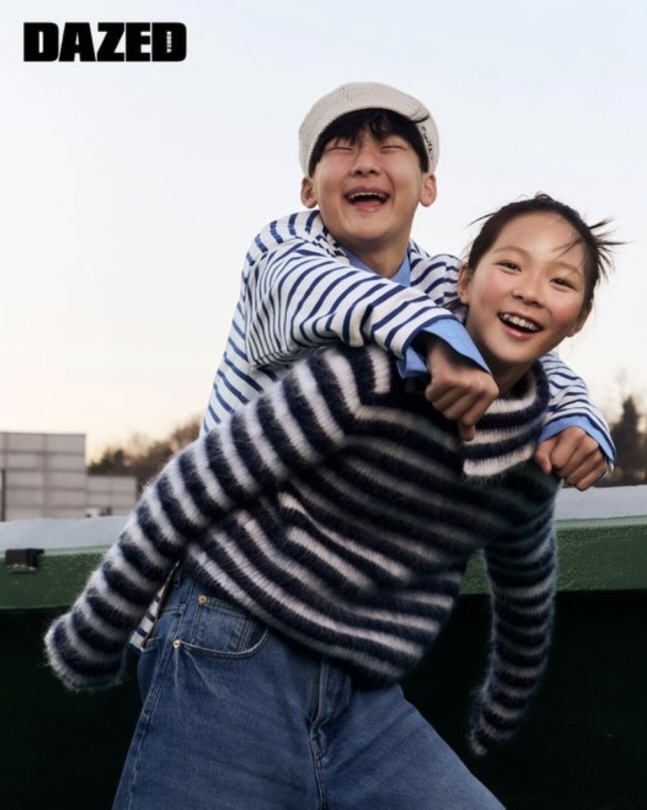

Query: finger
left=458, top=421, right=476, bottom=442
left=453, top=394, right=496, bottom=428
left=562, top=455, right=608, bottom=491
left=424, top=381, right=469, bottom=412
left=554, top=447, right=603, bottom=482
left=425, top=387, right=480, bottom=439
left=426, top=373, right=497, bottom=411
left=547, top=430, right=592, bottom=472
left=533, top=442, right=554, bottom=475
left=567, top=463, right=607, bottom=491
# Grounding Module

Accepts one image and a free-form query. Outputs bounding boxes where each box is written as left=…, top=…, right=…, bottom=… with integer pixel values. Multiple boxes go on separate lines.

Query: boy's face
left=457, top=212, right=590, bottom=393
left=300, top=128, right=436, bottom=273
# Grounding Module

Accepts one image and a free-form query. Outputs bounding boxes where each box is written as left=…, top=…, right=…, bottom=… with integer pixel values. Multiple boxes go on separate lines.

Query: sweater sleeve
left=467, top=510, right=557, bottom=756
left=45, top=347, right=382, bottom=691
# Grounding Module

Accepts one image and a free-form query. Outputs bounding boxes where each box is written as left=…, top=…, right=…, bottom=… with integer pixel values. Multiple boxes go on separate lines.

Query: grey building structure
left=0, top=431, right=136, bottom=521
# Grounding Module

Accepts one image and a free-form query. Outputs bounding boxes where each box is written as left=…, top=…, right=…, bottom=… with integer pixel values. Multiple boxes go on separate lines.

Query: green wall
left=3, top=591, right=646, bottom=809
left=2, top=503, right=647, bottom=808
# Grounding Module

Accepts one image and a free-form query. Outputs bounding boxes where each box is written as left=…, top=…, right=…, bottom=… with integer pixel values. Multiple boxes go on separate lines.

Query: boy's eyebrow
left=490, top=245, right=584, bottom=275
left=325, top=131, right=410, bottom=148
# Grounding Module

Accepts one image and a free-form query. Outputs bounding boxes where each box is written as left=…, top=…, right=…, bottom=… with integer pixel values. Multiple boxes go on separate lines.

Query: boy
left=203, top=81, right=613, bottom=486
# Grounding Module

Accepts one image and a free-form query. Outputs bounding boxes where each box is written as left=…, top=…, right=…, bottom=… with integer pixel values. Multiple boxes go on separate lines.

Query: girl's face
left=458, top=212, right=590, bottom=394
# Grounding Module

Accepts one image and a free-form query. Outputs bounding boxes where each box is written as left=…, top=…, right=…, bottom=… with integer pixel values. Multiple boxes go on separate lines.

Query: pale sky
left=2, top=1, right=646, bottom=459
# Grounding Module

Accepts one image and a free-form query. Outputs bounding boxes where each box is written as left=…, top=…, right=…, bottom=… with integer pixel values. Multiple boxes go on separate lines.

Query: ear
left=419, top=173, right=437, bottom=208
left=300, top=177, right=318, bottom=209
left=457, top=263, right=472, bottom=304
left=567, top=302, right=592, bottom=337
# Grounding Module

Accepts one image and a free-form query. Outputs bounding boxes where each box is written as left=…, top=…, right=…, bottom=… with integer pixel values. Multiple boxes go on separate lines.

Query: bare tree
left=601, top=396, right=647, bottom=486
left=88, top=415, right=201, bottom=493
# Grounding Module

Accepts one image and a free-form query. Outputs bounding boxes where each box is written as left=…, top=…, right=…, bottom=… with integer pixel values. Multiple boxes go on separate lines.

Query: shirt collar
left=344, top=250, right=411, bottom=287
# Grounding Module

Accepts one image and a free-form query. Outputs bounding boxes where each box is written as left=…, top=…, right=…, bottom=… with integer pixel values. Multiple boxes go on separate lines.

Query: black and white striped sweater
left=45, top=344, right=559, bottom=756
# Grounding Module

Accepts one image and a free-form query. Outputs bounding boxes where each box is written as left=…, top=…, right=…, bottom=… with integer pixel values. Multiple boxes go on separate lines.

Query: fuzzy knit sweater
left=45, top=344, right=559, bottom=757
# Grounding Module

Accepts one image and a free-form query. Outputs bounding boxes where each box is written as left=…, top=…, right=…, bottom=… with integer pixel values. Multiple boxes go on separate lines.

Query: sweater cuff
left=44, top=613, right=128, bottom=692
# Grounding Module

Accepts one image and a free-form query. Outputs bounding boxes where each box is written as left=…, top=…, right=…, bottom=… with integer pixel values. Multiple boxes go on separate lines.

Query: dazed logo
left=23, top=22, right=187, bottom=62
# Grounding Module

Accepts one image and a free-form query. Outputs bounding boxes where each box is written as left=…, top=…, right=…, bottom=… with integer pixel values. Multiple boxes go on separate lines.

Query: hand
left=423, top=338, right=499, bottom=441
left=534, top=427, right=608, bottom=490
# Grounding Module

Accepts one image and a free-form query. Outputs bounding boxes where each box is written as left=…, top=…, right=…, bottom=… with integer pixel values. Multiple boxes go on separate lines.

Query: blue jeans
left=113, top=569, right=504, bottom=809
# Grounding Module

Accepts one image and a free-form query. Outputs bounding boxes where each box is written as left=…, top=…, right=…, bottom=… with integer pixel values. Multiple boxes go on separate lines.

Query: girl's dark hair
left=308, top=108, right=429, bottom=175
left=465, top=194, right=618, bottom=311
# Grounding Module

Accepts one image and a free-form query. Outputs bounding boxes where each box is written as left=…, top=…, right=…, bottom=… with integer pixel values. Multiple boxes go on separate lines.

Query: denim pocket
left=137, top=602, right=184, bottom=700
left=182, top=593, right=269, bottom=658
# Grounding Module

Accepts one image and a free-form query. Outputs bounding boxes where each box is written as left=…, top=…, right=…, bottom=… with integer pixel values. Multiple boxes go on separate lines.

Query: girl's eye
left=498, top=261, right=520, bottom=271
left=552, top=277, right=575, bottom=289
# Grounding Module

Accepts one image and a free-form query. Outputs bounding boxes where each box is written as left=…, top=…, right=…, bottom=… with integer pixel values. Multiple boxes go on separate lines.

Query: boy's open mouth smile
left=346, top=189, right=389, bottom=205
left=498, top=312, right=542, bottom=334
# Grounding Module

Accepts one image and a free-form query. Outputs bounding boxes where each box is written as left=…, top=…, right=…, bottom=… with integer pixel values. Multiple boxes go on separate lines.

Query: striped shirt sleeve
left=243, top=237, right=466, bottom=368
left=538, top=352, right=615, bottom=462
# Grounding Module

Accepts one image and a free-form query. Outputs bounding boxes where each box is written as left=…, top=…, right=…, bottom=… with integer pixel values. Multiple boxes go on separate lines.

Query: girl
left=46, top=194, right=615, bottom=810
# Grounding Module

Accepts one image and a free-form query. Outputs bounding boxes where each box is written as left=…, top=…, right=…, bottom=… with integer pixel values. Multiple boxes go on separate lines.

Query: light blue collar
left=345, top=250, right=410, bottom=286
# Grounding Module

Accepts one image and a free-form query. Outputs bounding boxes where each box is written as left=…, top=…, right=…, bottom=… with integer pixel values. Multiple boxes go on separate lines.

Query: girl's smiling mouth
left=498, top=312, right=542, bottom=334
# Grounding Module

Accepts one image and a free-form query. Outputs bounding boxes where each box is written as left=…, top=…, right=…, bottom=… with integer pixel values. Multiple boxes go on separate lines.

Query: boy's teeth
left=500, top=313, right=540, bottom=332
left=348, top=192, right=387, bottom=202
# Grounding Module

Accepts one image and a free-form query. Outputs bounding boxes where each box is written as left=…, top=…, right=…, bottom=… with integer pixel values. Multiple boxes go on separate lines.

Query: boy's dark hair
left=307, top=108, right=430, bottom=176
left=465, top=193, right=619, bottom=311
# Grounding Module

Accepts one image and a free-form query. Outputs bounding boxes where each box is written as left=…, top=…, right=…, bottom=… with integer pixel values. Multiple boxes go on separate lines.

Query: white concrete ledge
left=1, top=486, right=646, bottom=553
left=0, top=515, right=127, bottom=551
left=555, top=484, right=647, bottom=520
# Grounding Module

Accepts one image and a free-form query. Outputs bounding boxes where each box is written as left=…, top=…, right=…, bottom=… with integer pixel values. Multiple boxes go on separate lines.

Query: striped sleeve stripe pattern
left=44, top=349, right=376, bottom=690
left=468, top=500, right=557, bottom=755
left=539, top=352, right=615, bottom=460
left=203, top=212, right=462, bottom=432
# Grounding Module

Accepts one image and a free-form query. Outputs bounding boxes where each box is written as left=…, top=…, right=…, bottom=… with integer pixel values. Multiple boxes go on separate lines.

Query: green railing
left=2, top=486, right=646, bottom=809
left=2, top=486, right=646, bottom=609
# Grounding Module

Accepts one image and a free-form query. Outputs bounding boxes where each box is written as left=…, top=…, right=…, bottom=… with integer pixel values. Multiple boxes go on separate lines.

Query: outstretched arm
left=245, top=236, right=478, bottom=369
left=468, top=512, right=557, bottom=756
left=243, top=217, right=496, bottom=436
left=205, top=217, right=492, bottom=432
left=45, top=346, right=379, bottom=691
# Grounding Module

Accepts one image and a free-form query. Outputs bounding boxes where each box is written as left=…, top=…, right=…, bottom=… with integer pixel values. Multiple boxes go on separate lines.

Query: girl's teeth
left=501, top=314, right=539, bottom=332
